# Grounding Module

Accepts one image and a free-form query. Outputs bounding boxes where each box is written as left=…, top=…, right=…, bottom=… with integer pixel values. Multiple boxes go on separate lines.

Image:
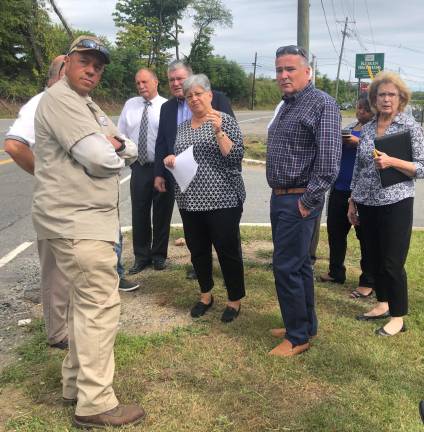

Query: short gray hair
left=168, top=60, right=192, bottom=75
left=183, top=74, right=211, bottom=96
left=48, top=58, right=64, bottom=81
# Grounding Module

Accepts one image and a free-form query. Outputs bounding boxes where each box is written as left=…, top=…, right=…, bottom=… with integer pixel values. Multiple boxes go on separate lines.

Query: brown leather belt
left=273, top=187, right=307, bottom=196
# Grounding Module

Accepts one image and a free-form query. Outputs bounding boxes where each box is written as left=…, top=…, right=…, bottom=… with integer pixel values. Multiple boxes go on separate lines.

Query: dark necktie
left=137, top=100, right=151, bottom=165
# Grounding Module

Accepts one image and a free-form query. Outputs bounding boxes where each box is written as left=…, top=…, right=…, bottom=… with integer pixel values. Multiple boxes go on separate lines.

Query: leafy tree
left=0, top=0, right=62, bottom=99
left=186, top=0, right=232, bottom=67
left=253, top=78, right=281, bottom=108
left=114, top=0, right=189, bottom=69
left=96, top=45, right=146, bottom=101
left=202, top=56, right=249, bottom=103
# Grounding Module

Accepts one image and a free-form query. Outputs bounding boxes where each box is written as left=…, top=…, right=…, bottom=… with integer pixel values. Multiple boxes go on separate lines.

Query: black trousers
left=130, top=162, right=174, bottom=261
left=357, top=198, right=413, bottom=316
left=179, top=206, right=245, bottom=302
left=327, top=189, right=374, bottom=287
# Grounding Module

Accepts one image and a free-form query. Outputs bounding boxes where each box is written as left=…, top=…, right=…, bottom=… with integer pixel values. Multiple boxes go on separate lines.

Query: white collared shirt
left=6, top=91, right=45, bottom=148
left=117, top=93, right=167, bottom=163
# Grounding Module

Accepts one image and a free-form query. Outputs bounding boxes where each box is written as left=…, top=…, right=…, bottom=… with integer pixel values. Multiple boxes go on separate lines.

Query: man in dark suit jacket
left=153, top=61, right=235, bottom=278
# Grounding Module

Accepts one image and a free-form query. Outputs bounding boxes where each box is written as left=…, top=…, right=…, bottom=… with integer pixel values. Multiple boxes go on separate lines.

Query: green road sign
left=355, top=53, right=384, bottom=78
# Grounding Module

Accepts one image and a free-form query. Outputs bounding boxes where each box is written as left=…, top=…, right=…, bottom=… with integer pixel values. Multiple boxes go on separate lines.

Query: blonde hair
left=368, top=71, right=411, bottom=113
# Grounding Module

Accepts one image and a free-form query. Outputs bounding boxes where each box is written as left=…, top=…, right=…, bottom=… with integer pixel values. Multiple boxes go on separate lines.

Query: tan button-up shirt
left=32, top=77, right=137, bottom=242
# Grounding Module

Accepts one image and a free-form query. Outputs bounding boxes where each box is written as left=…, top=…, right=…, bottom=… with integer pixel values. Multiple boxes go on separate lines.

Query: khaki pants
left=48, top=239, right=120, bottom=416
left=37, top=240, right=69, bottom=345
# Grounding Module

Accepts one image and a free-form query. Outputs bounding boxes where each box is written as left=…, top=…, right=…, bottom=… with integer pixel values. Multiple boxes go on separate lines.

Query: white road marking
left=120, top=174, right=131, bottom=185
left=238, top=116, right=272, bottom=123
left=0, top=242, right=33, bottom=269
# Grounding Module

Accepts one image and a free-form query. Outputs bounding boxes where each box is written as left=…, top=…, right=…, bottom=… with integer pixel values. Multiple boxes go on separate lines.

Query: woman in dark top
left=164, top=74, right=246, bottom=323
left=319, top=94, right=375, bottom=298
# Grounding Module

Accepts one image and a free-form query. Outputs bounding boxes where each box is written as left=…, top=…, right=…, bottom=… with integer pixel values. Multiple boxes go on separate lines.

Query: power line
left=320, top=0, right=339, bottom=56
left=360, top=38, right=424, bottom=55
left=330, top=0, right=342, bottom=45
left=348, top=25, right=368, bottom=52
left=364, top=0, right=376, bottom=51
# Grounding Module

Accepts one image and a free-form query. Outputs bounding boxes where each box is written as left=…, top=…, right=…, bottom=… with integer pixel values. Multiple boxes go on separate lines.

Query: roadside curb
left=243, top=158, right=265, bottom=165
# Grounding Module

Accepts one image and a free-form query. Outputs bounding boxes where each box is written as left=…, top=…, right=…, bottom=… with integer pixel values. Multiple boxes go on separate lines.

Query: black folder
left=374, top=130, right=413, bottom=187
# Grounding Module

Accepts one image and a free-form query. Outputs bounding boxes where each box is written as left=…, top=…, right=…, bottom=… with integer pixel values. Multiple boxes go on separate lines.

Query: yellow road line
left=0, top=159, right=14, bottom=165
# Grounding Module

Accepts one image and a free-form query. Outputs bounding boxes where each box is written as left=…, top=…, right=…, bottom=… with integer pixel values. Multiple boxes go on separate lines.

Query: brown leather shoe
left=270, top=328, right=316, bottom=340
left=268, top=339, right=310, bottom=357
left=74, top=404, right=145, bottom=429
left=270, top=328, right=286, bottom=338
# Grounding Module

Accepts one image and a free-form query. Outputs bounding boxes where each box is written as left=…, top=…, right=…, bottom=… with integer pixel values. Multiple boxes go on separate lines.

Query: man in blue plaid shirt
left=266, top=45, right=342, bottom=357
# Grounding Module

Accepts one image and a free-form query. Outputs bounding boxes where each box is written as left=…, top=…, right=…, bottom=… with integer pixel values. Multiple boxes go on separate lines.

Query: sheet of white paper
left=165, top=145, right=198, bottom=193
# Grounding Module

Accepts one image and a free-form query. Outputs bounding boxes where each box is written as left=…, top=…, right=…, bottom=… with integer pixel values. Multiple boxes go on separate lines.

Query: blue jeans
left=114, top=230, right=124, bottom=278
left=270, top=193, right=321, bottom=345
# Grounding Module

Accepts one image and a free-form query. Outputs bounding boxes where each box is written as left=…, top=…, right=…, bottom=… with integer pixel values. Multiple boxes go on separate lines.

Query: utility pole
left=297, top=0, right=309, bottom=56
left=251, top=52, right=257, bottom=110
left=335, top=17, right=351, bottom=103
left=311, top=54, right=317, bottom=85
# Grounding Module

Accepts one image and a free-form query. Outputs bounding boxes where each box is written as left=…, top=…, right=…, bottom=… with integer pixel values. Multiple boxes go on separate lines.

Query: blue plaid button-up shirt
left=266, top=82, right=342, bottom=209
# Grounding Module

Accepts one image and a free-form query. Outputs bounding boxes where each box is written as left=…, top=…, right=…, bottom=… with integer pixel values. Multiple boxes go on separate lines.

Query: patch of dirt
left=0, top=238, right=274, bottom=369
left=0, top=387, right=32, bottom=432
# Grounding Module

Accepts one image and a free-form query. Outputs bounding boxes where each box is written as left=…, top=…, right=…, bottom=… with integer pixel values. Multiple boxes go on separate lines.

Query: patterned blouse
left=351, top=112, right=424, bottom=206
left=174, top=112, right=246, bottom=211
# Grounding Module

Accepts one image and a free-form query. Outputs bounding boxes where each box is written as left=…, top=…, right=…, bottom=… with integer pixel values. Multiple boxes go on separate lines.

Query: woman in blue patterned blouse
left=348, top=71, right=424, bottom=336
left=164, top=74, right=246, bottom=323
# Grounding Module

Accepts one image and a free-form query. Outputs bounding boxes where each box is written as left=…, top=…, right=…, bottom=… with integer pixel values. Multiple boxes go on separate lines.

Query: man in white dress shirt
left=118, top=68, right=169, bottom=274
left=4, top=56, right=70, bottom=349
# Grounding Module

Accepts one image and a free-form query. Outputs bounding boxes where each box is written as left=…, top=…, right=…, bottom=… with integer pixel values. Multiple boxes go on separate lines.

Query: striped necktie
left=137, top=100, right=151, bottom=165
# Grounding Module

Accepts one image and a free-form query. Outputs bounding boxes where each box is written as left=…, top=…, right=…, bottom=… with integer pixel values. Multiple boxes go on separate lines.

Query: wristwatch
left=216, top=130, right=225, bottom=138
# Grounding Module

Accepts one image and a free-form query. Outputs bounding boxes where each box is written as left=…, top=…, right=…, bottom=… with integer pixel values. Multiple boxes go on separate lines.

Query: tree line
left=0, top=0, right=366, bottom=108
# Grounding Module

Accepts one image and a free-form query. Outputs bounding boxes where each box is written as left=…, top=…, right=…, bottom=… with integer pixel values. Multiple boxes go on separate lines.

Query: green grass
left=244, top=136, right=267, bottom=161
left=1, top=226, right=423, bottom=431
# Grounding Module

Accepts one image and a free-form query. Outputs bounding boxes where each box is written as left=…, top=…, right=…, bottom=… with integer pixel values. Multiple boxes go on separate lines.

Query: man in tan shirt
left=33, top=35, right=145, bottom=428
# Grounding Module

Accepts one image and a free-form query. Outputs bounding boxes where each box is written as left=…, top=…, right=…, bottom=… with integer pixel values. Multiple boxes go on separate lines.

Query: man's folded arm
left=71, top=133, right=127, bottom=177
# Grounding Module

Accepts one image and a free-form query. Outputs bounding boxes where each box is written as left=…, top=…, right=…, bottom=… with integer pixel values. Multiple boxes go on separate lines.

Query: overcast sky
left=50, top=0, right=424, bottom=90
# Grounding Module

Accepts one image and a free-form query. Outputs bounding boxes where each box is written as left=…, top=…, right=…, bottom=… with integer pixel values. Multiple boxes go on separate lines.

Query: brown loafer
left=270, top=328, right=317, bottom=340
left=74, top=404, right=145, bottom=429
left=268, top=339, right=310, bottom=357
left=270, top=328, right=286, bottom=338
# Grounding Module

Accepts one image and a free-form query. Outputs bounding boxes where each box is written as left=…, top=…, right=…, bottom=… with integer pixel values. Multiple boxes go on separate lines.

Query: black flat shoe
left=375, top=324, right=407, bottom=336
left=318, top=273, right=344, bottom=284
left=190, top=296, right=213, bottom=318
left=128, top=259, right=151, bottom=275
left=153, top=258, right=166, bottom=271
left=356, top=311, right=390, bottom=321
left=419, top=400, right=424, bottom=424
left=221, top=305, right=241, bottom=323
left=49, top=339, right=69, bottom=350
